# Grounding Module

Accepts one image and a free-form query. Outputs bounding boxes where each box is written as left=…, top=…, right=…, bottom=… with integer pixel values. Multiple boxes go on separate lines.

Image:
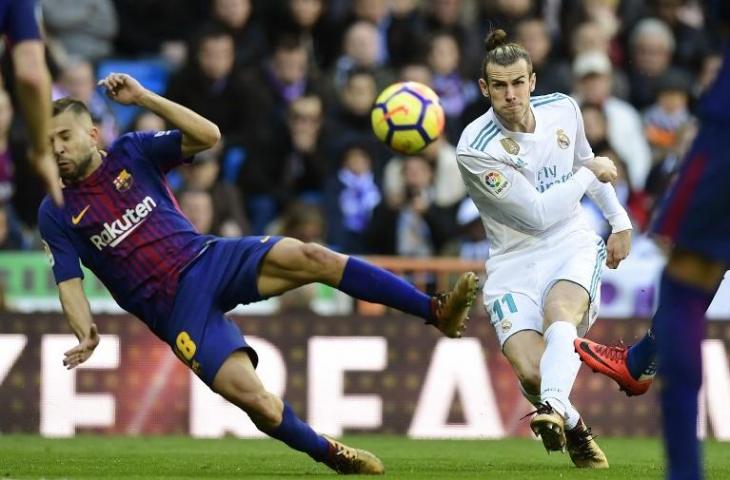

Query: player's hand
left=30, top=149, right=63, bottom=206
left=98, top=73, right=147, bottom=106
left=584, top=156, right=617, bottom=183
left=63, top=324, right=100, bottom=369
left=606, top=229, right=632, bottom=269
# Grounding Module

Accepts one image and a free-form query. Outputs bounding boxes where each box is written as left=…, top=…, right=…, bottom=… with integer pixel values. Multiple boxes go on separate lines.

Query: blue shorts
left=652, top=123, right=730, bottom=263
left=161, top=235, right=282, bottom=385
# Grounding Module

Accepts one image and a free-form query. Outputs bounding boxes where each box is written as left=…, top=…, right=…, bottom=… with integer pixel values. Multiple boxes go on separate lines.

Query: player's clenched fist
left=584, top=156, right=617, bottom=183
left=98, top=73, right=148, bottom=106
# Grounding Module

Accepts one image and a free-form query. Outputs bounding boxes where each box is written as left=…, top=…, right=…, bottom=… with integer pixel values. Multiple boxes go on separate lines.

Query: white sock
left=540, top=321, right=582, bottom=430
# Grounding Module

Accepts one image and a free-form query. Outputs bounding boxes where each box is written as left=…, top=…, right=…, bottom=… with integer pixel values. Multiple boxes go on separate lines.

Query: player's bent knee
left=543, top=298, right=587, bottom=325
left=300, top=242, right=346, bottom=277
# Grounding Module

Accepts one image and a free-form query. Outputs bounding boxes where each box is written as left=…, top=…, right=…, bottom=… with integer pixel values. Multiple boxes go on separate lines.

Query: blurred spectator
left=649, top=0, right=710, bottom=72
left=644, top=70, right=695, bottom=163
left=423, top=0, right=481, bottom=76
left=324, top=143, right=381, bottom=253
left=113, top=0, right=208, bottom=58
left=515, top=17, right=571, bottom=95
left=365, top=155, right=455, bottom=256
left=331, top=21, right=393, bottom=91
left=570, top=21, right=630, bottom=99
left=387, top=0, right=425, bottom=69
left=240, top=93, right=327, bottom=234
left=0, top=90, right=14, bottom=204
left=128, top=111, right=166, bottom=133
left=42, top=0, right=118, bottom=63
left=442, top=197, right=490, bottom=261
left=326, top=68, right=391, bottom=175
left=55, top=58, right=119, bottom=147
left=202, top=0, right=268, bottom=69
left=166, top=26, right=249, bottom=143
left=427, top=31, right=478, bottom=143
left=239, top=33, right=322, bottom=140
left=0, top=202, right=29, bottom=250
left=273, top=0, right=342, bottom=70
left=627, top=18, right=688, bottom=109
left=178, top=189, right=215, bottom=235
left=559, top=0, right=643, bottom=66
left=580, top=103, right=609, bottom=152
left=398, top=61, right=433, bottom=86
left=572, top=51, right=651, bottom=190
left=644, top=71, right=698, bottom=202
left=181, top=148, right=249, bottom=237
left=346, top=0, right=391, bottom=65
left=383, top=136, right=465, bottom=208
left=479, top=0, right=538, bottom=36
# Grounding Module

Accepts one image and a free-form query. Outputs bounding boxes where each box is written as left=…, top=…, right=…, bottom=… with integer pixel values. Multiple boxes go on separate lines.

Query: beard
left=60, top=151, right=94, bottom=184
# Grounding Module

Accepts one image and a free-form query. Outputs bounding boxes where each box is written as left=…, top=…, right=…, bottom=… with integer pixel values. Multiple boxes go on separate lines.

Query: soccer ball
left=371, top=81, right=445, bottom=155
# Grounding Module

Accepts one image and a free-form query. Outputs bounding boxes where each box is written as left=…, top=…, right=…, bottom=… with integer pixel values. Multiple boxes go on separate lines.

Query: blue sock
left=338, top=256, right=434, bottom=321
left=654, top=272, right=714, bottom=480
left=627, top=328, right=657, bottom=380
left=266, top=403, right=329, bottom=462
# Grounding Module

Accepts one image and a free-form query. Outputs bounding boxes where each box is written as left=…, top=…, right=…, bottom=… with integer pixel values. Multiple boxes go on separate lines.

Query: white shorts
left=483, top=230, right=607, bottom=347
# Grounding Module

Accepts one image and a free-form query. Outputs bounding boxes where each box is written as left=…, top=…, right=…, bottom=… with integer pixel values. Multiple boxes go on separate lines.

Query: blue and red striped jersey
left=38, top=130, right=211, bottom=327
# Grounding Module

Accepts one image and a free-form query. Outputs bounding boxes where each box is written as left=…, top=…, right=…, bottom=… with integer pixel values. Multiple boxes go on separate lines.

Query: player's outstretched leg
left=257, top=239, right=479, bottom=337
left=573, top=337, right=654, bottom=396
left=213, top=351, right=384, bottom=475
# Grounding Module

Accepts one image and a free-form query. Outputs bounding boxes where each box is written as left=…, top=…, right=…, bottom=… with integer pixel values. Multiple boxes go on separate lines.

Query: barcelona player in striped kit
left=39, top=73, right=478, bottom=475
left=575, top=19, right=730, bottom=480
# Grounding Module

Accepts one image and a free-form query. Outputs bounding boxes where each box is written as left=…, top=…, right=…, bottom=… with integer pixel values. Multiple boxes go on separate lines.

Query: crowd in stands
left=0, top=0, right=725, bottom=263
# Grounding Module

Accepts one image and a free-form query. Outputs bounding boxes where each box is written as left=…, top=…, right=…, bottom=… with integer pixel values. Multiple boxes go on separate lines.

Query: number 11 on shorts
left=491, top=293, right=518, bottom=322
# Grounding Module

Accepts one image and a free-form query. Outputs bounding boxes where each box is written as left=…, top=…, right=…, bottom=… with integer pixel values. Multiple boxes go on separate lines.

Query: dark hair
left=480, top=29, right=532, bottom=80
left=52, top=97, right=91, bottom=118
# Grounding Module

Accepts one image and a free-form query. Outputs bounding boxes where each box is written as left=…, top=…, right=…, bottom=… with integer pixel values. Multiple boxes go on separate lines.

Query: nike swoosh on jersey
left=260, top=235, right=271, bottom=243
left=71, top=205, right=91, bottom=225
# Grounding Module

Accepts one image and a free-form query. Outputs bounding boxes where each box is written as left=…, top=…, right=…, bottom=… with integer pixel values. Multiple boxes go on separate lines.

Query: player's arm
left=38, top=203, right=97, bottom=368
left=12, top=41, right=63, bottom=205
left=571, top=97, right=632, bottom=268
left=58, top=278, right=99, bottom=369
left=98, top=73, right=221, bottom=157
left=457, top=153, right=615, bottom=231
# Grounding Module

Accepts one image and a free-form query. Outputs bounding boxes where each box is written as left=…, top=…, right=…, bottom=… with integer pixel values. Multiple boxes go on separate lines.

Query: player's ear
left=529, top=72, right=536, bottom=93
left=88, top=124, right=101, bottom=147
left=478, top=78, right=489, bottom=98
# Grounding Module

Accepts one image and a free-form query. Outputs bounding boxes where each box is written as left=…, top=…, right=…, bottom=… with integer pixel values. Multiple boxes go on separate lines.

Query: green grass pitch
left=1, top=435, right=729, bottom=479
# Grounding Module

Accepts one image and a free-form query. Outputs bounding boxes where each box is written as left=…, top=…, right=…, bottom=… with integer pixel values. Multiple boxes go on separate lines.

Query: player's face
left=49, top=111, right=99, bottom=183
left=479, top=59, right=535, bottom=125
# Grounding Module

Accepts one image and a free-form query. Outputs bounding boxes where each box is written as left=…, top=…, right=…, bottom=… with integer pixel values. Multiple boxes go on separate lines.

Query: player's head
left=478, top=29, right=535, bottom=125
left=50, top=97, right=100, bottom=183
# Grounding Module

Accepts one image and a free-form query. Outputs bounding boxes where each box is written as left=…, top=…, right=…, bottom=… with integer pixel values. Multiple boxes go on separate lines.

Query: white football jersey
left=456, top=93, right=631, bottom=258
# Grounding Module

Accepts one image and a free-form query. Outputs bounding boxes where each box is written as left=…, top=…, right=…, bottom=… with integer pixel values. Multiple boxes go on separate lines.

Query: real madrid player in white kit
left=456, top=30, right=632, bottom=469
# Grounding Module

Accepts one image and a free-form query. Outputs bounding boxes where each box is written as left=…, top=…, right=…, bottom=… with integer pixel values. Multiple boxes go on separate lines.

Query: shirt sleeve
left=129, top=129, right=192, bottom=173
left=457, top=152, right=597, bottom=232
left=585, top=180, right=633, bottom=233
left=38, top=202, right=84, bottom=283
left=569, top=97, right=594, bottom=164
left=4, top=0, right=42, bottom=45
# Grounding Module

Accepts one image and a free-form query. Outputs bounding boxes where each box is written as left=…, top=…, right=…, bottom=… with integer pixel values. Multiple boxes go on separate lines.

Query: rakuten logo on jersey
left=89, top=196, right=157, bottom=250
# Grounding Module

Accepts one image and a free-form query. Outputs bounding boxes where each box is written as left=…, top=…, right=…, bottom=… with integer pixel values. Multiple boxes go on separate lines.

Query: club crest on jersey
left=556, top=129, right=570, bottom=149
left=484, top=170, right=511, bottom=199
left=500, top=137, right=520, bottom=155
left=501, top=320, right=512, bottom=334
left=113, top=169, right=134, bottom=192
